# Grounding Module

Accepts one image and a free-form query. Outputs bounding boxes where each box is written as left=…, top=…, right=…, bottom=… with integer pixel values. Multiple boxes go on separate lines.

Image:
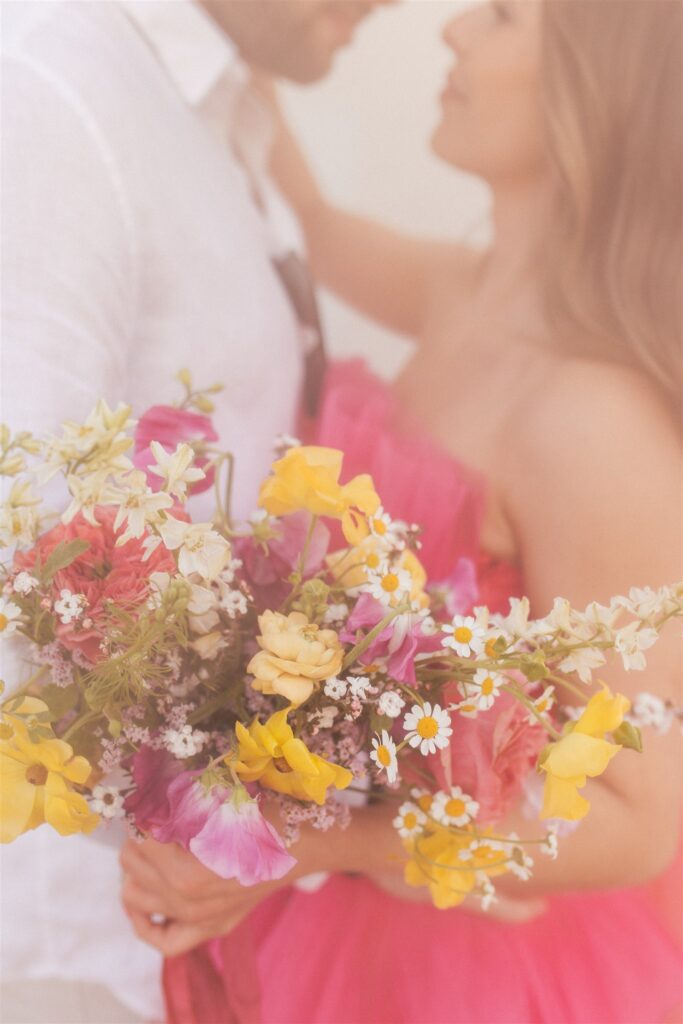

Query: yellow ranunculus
left=540, top=685, right=630, bottom=821
left=258, top=446, right=380, bottom=543
left=247, top=610, right=344, bottom=706
left=0, top=698, right=99, bottom=843
left=404, top=826, right=478, bottom=909
left=232, top=708, right=352, bottom=805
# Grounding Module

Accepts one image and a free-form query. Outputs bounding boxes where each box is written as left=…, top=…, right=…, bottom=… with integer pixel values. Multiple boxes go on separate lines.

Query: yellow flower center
left=0, top=614, right=8, bottom=631
left=381, top=573, right=400, bottom=593
left=416, top=794, right=433, bottom=813
left=373, top=519, right=387, bottom=535
left=376, top=744, right=392, bottom=767
left=365, top=553, right=381, bottom=570
left=460, top=704, right=476, bottom=715
left=26, top=764, right=48, bottom=787
left=454, top=626, right=473, bottom=644
left=403, top=812, right=417, bottom=830
left=538, top=699, right=548, bottom=712
left=481, top=676, right=494, bottom=696
left=416, top=715, right=438, bottom=739
left=445, top=797, right=466, bottom=818
left=485, top=637, right=499, bottom=658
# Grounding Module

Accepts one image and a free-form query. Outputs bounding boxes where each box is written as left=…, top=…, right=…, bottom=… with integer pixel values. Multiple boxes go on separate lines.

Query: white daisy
left=370, top=730, right=398, bottom=783
left=527, top=684, right=556, bottom=725
left=431, top=786, right=479, bottom=827
left=0, top=597, right=22, bottom=637
left=377, top=690, right=405, bottom=718
left=392, top=801, right=427, bottom=839
left=508, top=837, right=534, bottom=880
left=449, top=698, right=480, bottom=719
left=441, top=615, right=486, bottom=657
left=403, top=701, right=452, bottom=756
left=469, top=668, right=503, bottom=711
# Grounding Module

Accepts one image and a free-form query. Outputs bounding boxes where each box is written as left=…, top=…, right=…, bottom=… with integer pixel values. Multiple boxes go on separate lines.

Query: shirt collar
left=120, top=0, right=247, bottom=108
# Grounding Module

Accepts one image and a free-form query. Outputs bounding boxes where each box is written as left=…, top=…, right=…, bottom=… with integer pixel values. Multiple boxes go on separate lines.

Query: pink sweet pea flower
left=341, top=593, right=442, bottom=685
left=234, top=512, right=330, bottom=609
left=134, top=405, right=218, bottom=496
left=125, top=748, right=295, bottom=885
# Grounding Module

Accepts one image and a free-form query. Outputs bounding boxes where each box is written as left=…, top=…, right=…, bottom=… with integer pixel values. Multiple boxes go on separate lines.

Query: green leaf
left=42, top=539, right=90, bottom=583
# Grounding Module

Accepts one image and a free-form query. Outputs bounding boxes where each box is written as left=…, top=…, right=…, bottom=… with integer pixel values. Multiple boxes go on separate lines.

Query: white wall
left=281, top=0, right=491, bottom=380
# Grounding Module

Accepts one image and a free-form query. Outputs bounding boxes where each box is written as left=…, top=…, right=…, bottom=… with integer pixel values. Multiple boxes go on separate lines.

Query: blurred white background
left=281, top=0, right=492, bottom=380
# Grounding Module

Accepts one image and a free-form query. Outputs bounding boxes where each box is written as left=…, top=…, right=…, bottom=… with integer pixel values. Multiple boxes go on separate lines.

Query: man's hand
left=119, top=838, right=289, bottom=957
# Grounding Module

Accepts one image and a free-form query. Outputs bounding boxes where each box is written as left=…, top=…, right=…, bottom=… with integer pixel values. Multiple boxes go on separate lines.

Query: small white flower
left=508, top=839, right=534, bottom=880
left=324, top=602, right=349, bottom=625
left=370, top=729, right=398, bottom=783
left=367, top=507, right=404, bottom=550
left=0, top=597, right=22, bottom=637
left=480, top=880, right=498, bottom=912
left=630, top=692, right=673, bottom=735
left=163, top=724, right=208, bottom=758
left=558, top=646, right=606, bottom=684
left=403, top=701, right=452, bottom=756
left=431, top=786, right=479, bottom=827
left=53, top=589, right=85, bottom=625
left=348, top=675, right=375, bottom=700
left=311, top=705, right=339, bottom=729
left=498, top=596, right=540, bottom=642
left=158, top=518, right=231, bottom=580
left=615, top=586, right=676, bottom=621
left=89, top=785, right=125, bottom=820
left=324, top=676, right=348, bottom=700
left=220, top=588, right=248, bottom=619
left=220, top=558, right=243, bottom=586
left=614, top=623, right=658, bottom=671
left=377, top=690, right=405, bottom=718
left=148, top=441, right=205, bottom=499
left=449, top=697, right=479, bottom=719
left=12, top=572, right=39, bottom=595
left=542, top=829, right=559, bottom=859
left=392, top=800, right=426, bottom=839
left=441, top=615, right=486, bottom=657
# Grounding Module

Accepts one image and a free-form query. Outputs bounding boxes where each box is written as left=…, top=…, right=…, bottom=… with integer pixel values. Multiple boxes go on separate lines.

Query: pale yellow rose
left=247, top=610, right=344, bottom=705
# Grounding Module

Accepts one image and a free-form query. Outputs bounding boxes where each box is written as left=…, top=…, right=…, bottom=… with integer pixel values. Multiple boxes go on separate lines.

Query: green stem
left=62, top=709, right=100, bottom=744
left=500, top=682, right=562, bottom=740
left=342, top=604, right=406, bottom=672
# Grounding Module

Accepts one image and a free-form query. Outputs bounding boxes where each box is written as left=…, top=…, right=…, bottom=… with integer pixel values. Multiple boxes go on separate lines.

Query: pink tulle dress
left=164, top=362, right=681, bottom=1024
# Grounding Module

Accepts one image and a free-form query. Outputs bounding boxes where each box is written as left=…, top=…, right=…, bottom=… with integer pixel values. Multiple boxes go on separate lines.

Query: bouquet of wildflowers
left=1, top=372, right=680, bottom=909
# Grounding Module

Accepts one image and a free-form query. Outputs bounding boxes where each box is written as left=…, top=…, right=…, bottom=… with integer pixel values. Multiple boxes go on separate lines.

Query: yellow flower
left=327, top=540, right=428, bottom=607
left=258, top=446, right=380, bottom=543
left=0, top=698, right=99, bottom=843
left=403, top=825, right=478, bottom=909
left=247, top=610, right=344, bottom=706
left=540, top=685, right=630, bottom=821
left=232, top=708, right=353, bottom=805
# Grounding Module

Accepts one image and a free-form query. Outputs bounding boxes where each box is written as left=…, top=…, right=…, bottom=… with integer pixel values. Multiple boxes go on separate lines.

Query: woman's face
left=432, top=0, right=546, bottom=185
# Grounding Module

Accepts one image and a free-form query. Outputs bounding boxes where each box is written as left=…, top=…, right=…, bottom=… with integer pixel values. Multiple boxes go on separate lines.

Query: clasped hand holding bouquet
left=1, top=371, right=680, bottom=953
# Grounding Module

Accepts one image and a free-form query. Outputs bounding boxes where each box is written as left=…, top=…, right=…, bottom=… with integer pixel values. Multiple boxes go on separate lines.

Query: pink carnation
left=18, top=507, right=175, bottom=663
left=134, top=405, right=218, bottom=496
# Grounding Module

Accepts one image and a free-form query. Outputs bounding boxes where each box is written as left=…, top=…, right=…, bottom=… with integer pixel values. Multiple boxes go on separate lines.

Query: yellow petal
left=543, top=732, right=621, bottom=780
left=541, top=774, right=590, bottom=821
left=574, top=687, right=630, bottom=739
left=281, top=737, right=320, bottom=777
left=0, top=754, right=37, bottom=843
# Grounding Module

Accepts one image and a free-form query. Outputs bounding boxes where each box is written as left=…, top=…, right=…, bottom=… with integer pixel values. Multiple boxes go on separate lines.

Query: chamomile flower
left=410, top=787, right=435, bottom=815
left=0, top=597, right=22, bottom=637
left=450, top=698, right=479, bottom=719
left=527, top=684, right=555, bottom=725
left=441, top=615, right=486, bottom=657
left=468, top=668, right=503, bottom=711
left=508, top=837, right=534, bottom=880
left=368, top=506, right=402, bottom=549
left=89, top=785, right=125, bottom=820
left=403, top=701, right=452, bottom=756
left=393, top=801, right=426, bottom=839
left=370, top=730, right=398, bottom=783
left=431, top=786, right=479, bottom=827
left=365, top=564, right=412, bottom=606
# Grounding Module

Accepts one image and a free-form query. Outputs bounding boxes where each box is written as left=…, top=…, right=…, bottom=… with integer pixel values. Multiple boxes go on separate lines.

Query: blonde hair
left=540, top=0, right=682, bottom=408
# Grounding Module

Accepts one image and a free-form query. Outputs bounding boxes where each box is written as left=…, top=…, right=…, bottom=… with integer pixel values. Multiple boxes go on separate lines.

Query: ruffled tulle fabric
left=164, top=361, right=681, bottom=1024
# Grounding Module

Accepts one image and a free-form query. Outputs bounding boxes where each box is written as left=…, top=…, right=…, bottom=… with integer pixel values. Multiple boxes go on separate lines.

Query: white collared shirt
left=1, top=2, right=305, bottom=1016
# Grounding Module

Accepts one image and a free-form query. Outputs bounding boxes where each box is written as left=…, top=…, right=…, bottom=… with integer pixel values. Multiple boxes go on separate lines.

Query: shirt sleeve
left=0, top=51, right=137, bottom=440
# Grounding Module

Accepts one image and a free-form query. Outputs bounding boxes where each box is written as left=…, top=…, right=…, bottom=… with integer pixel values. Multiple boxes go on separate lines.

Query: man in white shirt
left=0, top=3, right=389, bottom=1021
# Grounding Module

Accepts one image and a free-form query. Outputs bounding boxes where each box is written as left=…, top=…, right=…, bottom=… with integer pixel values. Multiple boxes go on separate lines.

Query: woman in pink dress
left=122, top=2, right=682, bottom=1021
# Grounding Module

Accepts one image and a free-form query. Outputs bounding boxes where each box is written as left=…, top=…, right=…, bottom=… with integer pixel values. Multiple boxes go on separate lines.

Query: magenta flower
left=341, top=594, right=442, bottom=685
left=125, top=748, right=295, bottom=885
left=134, top=405, right=218, bottom=495
left=234, top=512, right=330, bottom=608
